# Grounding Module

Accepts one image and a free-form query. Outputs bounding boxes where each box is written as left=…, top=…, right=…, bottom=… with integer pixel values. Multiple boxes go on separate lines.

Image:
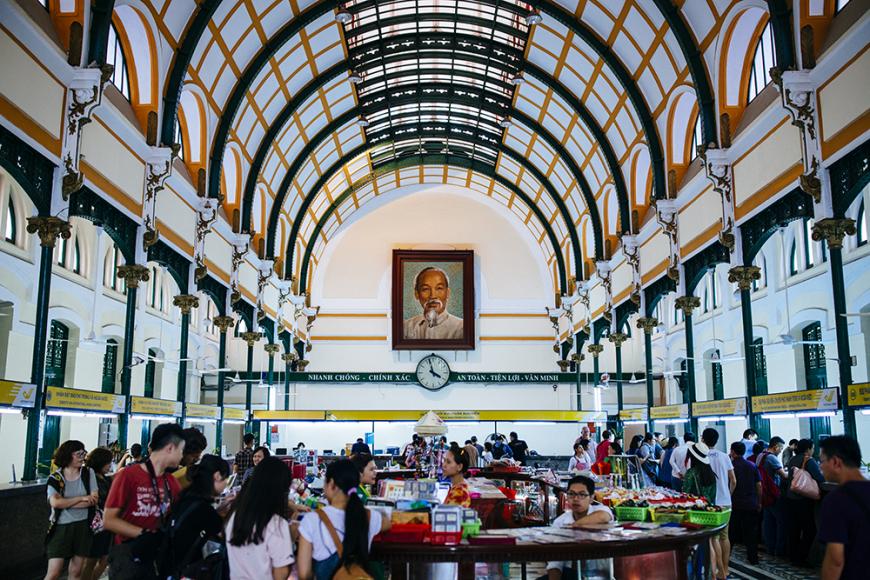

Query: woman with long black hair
left=683, top=442, right=718, bottom=504
left=226, top=456, right=295, bottom=579
left=296, top=459, right=391, bottom=579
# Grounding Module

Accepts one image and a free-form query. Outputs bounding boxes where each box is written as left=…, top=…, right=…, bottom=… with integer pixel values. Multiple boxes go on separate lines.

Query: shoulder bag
left=315, top=509, right=373, bottom=580
left=789, top=457, right=821, bottom=500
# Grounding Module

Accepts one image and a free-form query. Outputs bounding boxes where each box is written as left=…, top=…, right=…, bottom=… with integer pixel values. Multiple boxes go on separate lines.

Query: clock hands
left=428, top=361, right=442, bottom=380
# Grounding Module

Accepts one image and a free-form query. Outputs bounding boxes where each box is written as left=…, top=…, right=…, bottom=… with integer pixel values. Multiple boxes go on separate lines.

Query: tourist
left=818, top=435, right=870, bottom=580
left=729, top=442, right=761, bottom=565
left=740, top=429, right=758, bottom=460
left=442, top=447, right=472, bottom=507
left=546, top=475, right=613, bottom=579
left=785, top=438, right=824, bottom=566
left=782, top=438, right=799, bottom=467
left=653, top=432, right=665, bottom=460
left=702, top=429, right=735, bottom=580
left=350, top=453, right=377, bottom=502
left=242, top=446, right=271, bottom=485
left=104, top=422, right=185, bottom=578
left=568, top=440, right=592, bottom=472
left=81, top=447, right=114, bottom=580
left=595, top=430, right=613, bottom=464
left=669, top=432, right=696, bottom=492
left=172, top=427, right=208, bottom=491
left=226, top=456, right=295, bottom=579
left=683, top=443, right=717, bottom=503
left=658, top=436, right=679, bottom=488
left=351, top=437, right=371, bottom=455
left=481, top=442, right=494, bottom=465
left=117, top=443, right=142, bottom=469
left=508, top=431, right=529, bottom=464
left=45, top=440, right=98, bottom=580
left=492, top=435, right=512, bottom=460
left=636, top=433, right=659, bottom=486
left=297, top=459, right=389, bottom=579
left=463, top=439, right=480, bottom=469
left=164, top=455, right=229, bottom=577
left=471, top=435, right=484, bottom=455
left=234, top=433, right=256, bottom=477
left=758, top=436, right=788, bottom=557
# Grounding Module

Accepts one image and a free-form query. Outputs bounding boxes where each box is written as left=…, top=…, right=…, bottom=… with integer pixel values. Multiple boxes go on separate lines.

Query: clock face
left=416, top=355, right=451, bottom=390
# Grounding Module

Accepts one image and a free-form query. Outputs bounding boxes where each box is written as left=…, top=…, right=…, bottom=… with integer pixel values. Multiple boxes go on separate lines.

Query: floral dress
left=444, top=480, right=471, bottom=507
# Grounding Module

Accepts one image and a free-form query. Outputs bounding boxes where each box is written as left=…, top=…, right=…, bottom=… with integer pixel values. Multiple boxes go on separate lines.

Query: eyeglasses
left=566, top=491, right=590, bottom=499
left=73, top=450, right=87, bottom=458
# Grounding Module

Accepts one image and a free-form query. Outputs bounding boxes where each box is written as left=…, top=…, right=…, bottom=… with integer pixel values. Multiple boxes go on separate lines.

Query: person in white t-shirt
left=702, top=429, right=736, bottom=580
left=297, top=459, right=391, bottom=579
left=669, top=432, right=696, bottom=491
left=546, top=475, right=613, bottom=579
left=225, top=457, right=295, bottom=580
left=740, top=429, right=758, bottom=460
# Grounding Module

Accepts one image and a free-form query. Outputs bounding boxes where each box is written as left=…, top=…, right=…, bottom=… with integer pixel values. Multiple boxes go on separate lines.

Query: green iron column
left=116, top=264, right=150, bottom=449
left=637, top=317, right=659, bottom=432
left=609, top=333, right=628, bottom=420
left=264, top=343, right=280, bottom=447
left=173, top=295, right=199, bottom=424
left=813, top=219, right=858, bottom=438
left=676, top=296, right=701, bottom=435
left=282, top=352, right=297, bottom=410
left=728, top=265, right=767, bottom=440
left=212, top=315, right=235, bottom=452
left=23, top=217, right=71, bottom=481
left=240, top=331, right=262, bottom=436
left=587, top=343, right=604, bottom=386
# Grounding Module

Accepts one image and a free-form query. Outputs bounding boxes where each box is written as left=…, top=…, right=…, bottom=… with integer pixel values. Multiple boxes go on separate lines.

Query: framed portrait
left=392, top=249, right=475, bottom=350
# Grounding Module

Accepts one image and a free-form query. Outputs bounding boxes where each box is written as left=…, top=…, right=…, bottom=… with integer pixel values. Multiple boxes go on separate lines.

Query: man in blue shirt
left=759, top=437, right=788, bottom=557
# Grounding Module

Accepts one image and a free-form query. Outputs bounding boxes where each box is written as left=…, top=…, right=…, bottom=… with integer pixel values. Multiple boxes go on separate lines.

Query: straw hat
left=688, top=442, right=711, bottom=465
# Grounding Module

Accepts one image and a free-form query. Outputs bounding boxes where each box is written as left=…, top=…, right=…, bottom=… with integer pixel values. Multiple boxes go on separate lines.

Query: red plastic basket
left=376, top=523, right=429, bottom=543
left=427, top=531, right=463, bottom=545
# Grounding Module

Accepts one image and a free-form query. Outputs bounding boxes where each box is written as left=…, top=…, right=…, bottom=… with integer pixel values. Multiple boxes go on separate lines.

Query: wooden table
left=372, top=524, right=724, bottom=580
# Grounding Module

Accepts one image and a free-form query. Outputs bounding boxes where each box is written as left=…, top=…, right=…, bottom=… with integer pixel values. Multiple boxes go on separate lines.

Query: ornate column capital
left=281, top=352, right=299, bottom=364
left=240, top=331, right=263, bottom=347
left=569, top=352, right=584, bottom=364
left=26, top=216, right=72, bottom=248
left=116, top=264, right=150, bottom=289
left=727, top=265, right=762, bottom=291
left=172, top=294, right=200, bottom=315
left=636, top=317, right=659, bottom=335
left=811, top=218, right=856, bottom=250
left=296, top=359, right=310, bottom=371
left=608, top=332, right=628, bottom=347
left=556, top=359, right=570, bottom=372
left=587, top=343, right=604, bottom=357
left=212, top=315, right=235, bottom=333
left=264, top=343, right=281, bottom=355
left=674, top=295, right=701, bottom=316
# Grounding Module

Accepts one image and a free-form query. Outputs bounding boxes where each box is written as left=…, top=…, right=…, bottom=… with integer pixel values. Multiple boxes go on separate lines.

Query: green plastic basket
left=614, top=506, right=649, bottom=522
left=461, top=521, right=482, bottom=539
left=650, top=509, right=687, bottom=524
left=687, top=509, right=732, bottom=526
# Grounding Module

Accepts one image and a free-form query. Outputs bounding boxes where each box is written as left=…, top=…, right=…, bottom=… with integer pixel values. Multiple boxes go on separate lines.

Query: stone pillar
left=172, top=294, right=199, bottom=423
left=212, top=315, right=235, bottom=450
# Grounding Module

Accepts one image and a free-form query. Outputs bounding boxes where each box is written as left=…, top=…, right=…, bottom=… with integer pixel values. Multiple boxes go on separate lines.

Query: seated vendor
left=545, top=475, right=613, bottom=579
left=442, top=447, right=471, bottom=507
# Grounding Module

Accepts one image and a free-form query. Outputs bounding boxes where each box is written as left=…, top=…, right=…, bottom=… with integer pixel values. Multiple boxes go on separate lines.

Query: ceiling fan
left=757, top=228, right=824, bottom=348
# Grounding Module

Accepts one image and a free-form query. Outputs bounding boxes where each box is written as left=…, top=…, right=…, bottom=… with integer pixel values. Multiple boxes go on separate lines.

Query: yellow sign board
left=45, top=387, right=125, bottom=413
left=130, top=396, right=182, bottom=416
left=0, top=380, right=37, bottom=408
left=254, top=410, right=326, bottom=420
left=223, top=407, right=247, bottom=421
left=619, top=408, right=648, bottom=421
left=650, top=403, right=690, bottom=420
left=752, top=388, right=839, bottom=414
left=847, top=383, right=870, bottom=407
left=254, top=409, right=606, bottom=422
left=692, top=397, right=748, bottom=418
left=185, top=403, right=221, bottom=420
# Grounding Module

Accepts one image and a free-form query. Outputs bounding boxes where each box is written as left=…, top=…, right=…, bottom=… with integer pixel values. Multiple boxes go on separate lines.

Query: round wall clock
left=416, top=354, right=451, bottom=390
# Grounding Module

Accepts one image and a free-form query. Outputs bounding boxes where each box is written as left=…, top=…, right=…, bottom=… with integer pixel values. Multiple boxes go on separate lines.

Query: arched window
left=789, top=240, right=799, bottom=275
left=805, top=219, right=815, bottom=267
left=752, top=253, right=766, bottom=292
left=107, top=23, right=131, bottom=100
left=747, top=22, right=776, bottom=104
left=690, top=113, right=702, bottom=160
left=701, top=270, right=719, bottom=313
left=56, top=236, right=67, bottom=267
left=104, top=244, right=125, bottom=293
left=46, top=321, right=68, bottom=388
left=144, top=348, right=157, bottom=398
left=102, top=338, right=118, bottom=393
left=4, top=202, right=14, bottom=243
left=72, top=241, right=81, bottom=274
left=148, top=266, right=158, bottom=308
left=858, top=201, right=867, bottom=247
left=673, top=301, right=683, bottom=325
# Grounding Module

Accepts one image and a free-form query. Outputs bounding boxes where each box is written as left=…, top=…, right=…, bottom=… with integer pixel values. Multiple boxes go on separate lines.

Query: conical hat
left=414, top=410, right=448, bottom=436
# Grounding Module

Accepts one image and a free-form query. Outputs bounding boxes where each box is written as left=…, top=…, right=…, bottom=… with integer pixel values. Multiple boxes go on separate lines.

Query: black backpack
left=156, top=498, right=227, bottom=580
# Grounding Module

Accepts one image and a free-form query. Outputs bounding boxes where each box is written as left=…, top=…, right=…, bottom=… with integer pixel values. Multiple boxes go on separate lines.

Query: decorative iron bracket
left=193, top=198, right=220, bottom=281
left=142, top=146, right=177, bottom=250
left=654, top=199, right=681, bottom=282
left=701, top=148, right=736, bottom=252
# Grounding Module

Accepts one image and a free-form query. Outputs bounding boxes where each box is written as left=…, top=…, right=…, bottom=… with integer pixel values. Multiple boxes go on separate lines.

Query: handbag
left=789, top=456, right=821, bottom=500
left=315, top=509, right=373, bottom=580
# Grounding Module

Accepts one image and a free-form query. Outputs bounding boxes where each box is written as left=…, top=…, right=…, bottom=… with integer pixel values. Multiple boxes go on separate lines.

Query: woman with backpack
left=226, top=456, right=295, bottom=579
left=296, top=459, right=391, bottom=579
left=784, top=439, right=824, bottom=566
left=165, top=455, right=230, bottom=578
left=81, top=447, right=113, bottom=580
left=45, top=440, right=98, bottom=580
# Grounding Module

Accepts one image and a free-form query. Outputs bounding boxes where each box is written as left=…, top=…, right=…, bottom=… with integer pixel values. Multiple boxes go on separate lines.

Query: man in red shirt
left=595, top=430, right=614, bottom=464
left=104, top=423, right=185, bottom=579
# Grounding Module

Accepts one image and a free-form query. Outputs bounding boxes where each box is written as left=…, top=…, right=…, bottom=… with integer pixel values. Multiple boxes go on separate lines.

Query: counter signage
left=619, top=408, right=648, bottom=421
left=46, top=387, right=125, bottom=413
left=185, top=403, right=221, bottom=420
left=223, top=407, right=247, bottom=421
left=0, top=380, right=37, bottom=408
left=284, top=372, right=575, bottom=384
left=130, top=396, right=182, bottom=416
left=751, top=388, right=839, bottom=414
left=691, top=397, right=748, bottom=418
left=847, top=383, right=870, bottom=407
left=649, top=403, right=690, bottom=420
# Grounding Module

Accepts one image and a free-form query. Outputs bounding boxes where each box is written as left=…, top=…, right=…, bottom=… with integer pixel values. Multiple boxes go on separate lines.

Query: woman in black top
left=166, top=454, right=230, bottom=576
left=81, top=447, right=114, bottom=580
left=785, top=439, right=825, bottom=566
